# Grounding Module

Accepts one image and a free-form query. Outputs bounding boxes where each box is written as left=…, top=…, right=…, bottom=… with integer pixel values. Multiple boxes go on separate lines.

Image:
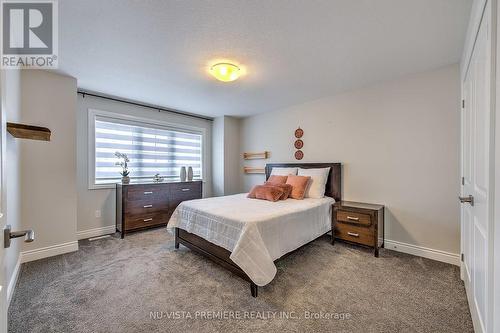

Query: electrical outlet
left=95, top=210, right=101, bottom=218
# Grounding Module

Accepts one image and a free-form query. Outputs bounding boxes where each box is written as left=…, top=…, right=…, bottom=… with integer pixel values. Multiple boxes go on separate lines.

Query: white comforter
left=168, top=193, right=334, bottom=286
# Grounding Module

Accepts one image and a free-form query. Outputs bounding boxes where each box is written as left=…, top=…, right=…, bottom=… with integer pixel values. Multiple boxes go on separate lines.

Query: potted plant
left=115, top=152, right=130, bottom=184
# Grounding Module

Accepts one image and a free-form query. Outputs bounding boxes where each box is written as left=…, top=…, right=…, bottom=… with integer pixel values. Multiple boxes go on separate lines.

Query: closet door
left=461, top=2, right=491, bottom=332
left=0, top=71, right=7, bottom=333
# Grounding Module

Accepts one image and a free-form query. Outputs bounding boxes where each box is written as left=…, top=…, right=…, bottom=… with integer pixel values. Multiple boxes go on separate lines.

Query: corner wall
left=212, top=117, right=225, bottom=196
left=223, top=116, right=241, bottom=195
left=212, top=116, right=241, bottom=196
left=240, top=64, right=461, bottom=259
left=19, top=70, right=78, bottom=260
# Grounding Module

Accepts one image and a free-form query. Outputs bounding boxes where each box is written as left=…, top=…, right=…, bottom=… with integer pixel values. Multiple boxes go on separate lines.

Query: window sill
left=88, top=183, right=118, bottom=190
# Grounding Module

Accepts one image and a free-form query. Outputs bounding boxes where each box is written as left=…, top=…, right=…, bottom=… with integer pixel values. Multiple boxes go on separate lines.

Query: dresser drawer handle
left=347, top=232, right=359, bottom=237
left=347, top=216, right=359, bottom=221
left=144, top=191, right=153, bottom=195
left=181, top=188, right=190, bottom=192
left=143, top=205, right=153, bottom=208
left=143, top=218, right=153, bottom=222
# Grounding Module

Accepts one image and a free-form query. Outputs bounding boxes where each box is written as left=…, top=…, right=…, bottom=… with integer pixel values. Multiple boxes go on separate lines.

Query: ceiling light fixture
left=210, top=62, right=240, bottom=82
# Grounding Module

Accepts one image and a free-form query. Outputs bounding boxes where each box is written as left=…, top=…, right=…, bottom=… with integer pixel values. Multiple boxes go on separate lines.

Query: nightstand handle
left=347, top=216, right=359, bottom=221
left=143, top=205, right=153, bottom=208
left=347, top=232, right=359, bottom=237
left=143, top=218, right=153, bottom=222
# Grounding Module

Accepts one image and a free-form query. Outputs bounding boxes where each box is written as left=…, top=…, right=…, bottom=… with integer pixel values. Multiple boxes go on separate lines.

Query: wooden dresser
left=116, top=181, right=202, bottom=238
left=332, top=201, right=384, bottom=257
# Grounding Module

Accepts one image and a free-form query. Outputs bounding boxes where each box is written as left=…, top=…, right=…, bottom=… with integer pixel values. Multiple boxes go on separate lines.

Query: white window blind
left=94, top=116, right=202, bottom=184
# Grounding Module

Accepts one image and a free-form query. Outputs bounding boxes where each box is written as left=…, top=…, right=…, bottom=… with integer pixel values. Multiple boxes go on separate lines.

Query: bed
left=168, top=163, right=342, bottom=297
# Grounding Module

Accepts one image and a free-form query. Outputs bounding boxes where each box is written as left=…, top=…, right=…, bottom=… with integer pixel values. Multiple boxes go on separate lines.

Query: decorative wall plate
left=294, top=139, right=304, bottom=149
left=295, top=127, right=304, bottom=138
left=295, top=150, right=304, bottom=160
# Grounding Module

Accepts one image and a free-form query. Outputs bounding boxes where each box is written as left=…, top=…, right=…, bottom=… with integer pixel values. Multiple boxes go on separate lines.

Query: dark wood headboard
left=265, top=163, right=342, bottom=202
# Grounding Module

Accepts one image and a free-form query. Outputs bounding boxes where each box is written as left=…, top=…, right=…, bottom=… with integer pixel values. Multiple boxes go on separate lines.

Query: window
left=89, top=109, right=204, bottom=188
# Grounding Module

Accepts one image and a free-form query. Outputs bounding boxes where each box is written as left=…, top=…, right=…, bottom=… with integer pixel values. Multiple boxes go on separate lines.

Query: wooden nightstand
left=332, top=201, right=384, bottom=257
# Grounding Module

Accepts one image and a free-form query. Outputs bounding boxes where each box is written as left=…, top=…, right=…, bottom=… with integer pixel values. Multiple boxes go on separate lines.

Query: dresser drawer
left=125, top=212, right=169, bottom=231
left=170, top=182, right=202, bottom=200
left=125, top=199, right=168, bottom=215
left=335, top=222, right=374, bottom=247
left=126, top=185, right=168, bottom=201
left=336, top=210, right=372, bottom=227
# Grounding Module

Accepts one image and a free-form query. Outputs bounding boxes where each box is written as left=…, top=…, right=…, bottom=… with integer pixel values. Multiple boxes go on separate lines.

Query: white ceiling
left=58, top=0, right=472, bottom=118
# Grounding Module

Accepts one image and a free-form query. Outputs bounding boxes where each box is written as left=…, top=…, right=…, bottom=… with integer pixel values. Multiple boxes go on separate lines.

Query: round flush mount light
left=210, top=62, right=240, bottom=82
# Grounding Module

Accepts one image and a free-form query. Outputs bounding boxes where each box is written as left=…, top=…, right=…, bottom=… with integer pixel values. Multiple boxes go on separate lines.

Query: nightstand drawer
left=336, top=211, right=372, bottom=226
left=335, top=223, right=374, bottom=247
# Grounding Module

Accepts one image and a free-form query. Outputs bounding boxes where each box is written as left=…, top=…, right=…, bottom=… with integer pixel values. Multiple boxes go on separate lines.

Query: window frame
left=88, top=108, right=207, bottom=190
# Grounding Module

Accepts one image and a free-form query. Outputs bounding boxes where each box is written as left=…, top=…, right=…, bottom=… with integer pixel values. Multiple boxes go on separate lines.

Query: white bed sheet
left=168, top=193, right=334, bottom=286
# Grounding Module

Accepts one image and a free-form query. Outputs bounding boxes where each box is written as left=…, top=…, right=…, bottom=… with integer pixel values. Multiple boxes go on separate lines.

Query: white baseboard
left=384, top=239, right=460, bottom=266
left=7, top=256, right=21, bottom=307
left=76, top=225, right=116, bottom=240
left=20, top=241, right=79, bottom=263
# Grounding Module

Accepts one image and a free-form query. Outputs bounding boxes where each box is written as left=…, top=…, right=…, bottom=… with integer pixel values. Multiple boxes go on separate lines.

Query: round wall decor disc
left=295, top=150, right=304, bottom=160
left=295, top=128, right=304, bottom=138
left=294, top=139, right=304, bottom=149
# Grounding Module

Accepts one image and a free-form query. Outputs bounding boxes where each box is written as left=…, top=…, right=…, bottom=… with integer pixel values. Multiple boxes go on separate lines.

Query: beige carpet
left=8, top=229, right=473, bottom=333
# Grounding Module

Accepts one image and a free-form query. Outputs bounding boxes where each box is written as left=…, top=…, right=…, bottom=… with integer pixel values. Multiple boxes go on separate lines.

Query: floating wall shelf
left=243, top=167, right=265, bottom=174
left=243, top=151, right=269, bottom=160
left=7, top=122, right=51, bottom=141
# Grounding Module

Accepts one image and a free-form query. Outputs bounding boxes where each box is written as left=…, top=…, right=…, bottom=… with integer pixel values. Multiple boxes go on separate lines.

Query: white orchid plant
left=114, top=152, right=130, bottom=177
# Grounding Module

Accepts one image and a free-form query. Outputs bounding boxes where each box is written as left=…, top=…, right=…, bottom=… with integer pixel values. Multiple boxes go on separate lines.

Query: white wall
left=212, top=116, right=241, bottom=196
left=76, top=95, right=213, bottom=236
left=20, top=70, right=78, bottom=257
left=2, top=69, right=22, bottom=304
left=240, top=65, right=461, bottom=255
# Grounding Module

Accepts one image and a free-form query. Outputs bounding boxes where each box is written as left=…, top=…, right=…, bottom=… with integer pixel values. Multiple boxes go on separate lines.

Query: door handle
left=4, top=225, right=35, bottom=248
left=459, top=195, right=474, bottom=206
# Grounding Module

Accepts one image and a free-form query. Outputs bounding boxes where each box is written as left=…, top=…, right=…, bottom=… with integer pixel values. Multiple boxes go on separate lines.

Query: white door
left=461, top=3, right=491, bottom=332
left=0, top=70, right=8, bottom=332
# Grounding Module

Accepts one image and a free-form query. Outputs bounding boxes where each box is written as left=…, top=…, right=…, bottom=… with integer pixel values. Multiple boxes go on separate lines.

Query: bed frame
left=174, top=162, right=342, bottom=297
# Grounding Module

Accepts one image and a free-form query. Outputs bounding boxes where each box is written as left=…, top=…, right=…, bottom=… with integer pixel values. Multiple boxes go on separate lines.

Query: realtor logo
left=1, top=0, right=58, bottom=68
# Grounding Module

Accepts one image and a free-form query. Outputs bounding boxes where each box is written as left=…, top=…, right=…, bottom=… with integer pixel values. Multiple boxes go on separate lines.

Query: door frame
left=494, top=2, right=500, bottom=333
left=0, top=69, right=7, bottom=333
left=461, top=0, right=499, bottom=332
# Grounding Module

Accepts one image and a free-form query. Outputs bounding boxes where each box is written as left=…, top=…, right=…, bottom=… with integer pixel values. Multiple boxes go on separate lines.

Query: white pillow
left=270, top=167, right=298, bottom=176
left=298, top=167, right=330, bottom=198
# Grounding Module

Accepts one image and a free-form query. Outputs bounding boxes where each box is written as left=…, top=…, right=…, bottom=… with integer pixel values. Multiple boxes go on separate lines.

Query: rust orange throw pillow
left=247, top=185, right=284, bottom=202
left=264, top=182, right=292, bottom=200
left=266, top=175, right=288, bottom=185
left=286, top=175, right=311, bottom=200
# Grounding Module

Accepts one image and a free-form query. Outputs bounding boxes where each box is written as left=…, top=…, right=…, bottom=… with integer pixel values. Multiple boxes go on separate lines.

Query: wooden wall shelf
left=243, top=151, right=269, bottom=160
left=7, top=122, right=51, bottom=141
left=243, top=167, right=265, bottom=174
